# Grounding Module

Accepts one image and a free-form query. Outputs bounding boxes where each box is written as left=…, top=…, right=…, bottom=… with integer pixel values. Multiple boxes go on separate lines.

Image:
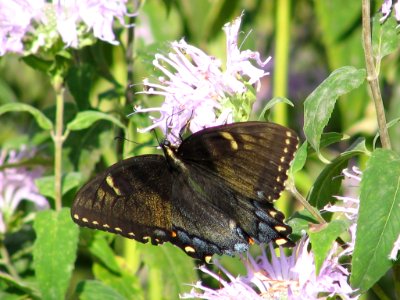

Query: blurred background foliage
left=0, top=0, right=398, bottom=299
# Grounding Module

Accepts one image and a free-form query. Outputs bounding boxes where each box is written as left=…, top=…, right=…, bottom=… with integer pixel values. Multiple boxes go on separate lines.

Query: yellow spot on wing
left=82, top=218, right=89, bottom=223
left=275, top=225, right=287, bottom=232
left=205, top=255, right=212, bottom=264
left=275, top=238, right=288, bottom=246
left=73, top=214, right=79, bottom=220
left=184, top=246, right=195, bottom=253
left=269, top=211, right=278, bottom=218
left=220, top=132, right=238, bottom=150
left=106, top=175, right=122, bottom=196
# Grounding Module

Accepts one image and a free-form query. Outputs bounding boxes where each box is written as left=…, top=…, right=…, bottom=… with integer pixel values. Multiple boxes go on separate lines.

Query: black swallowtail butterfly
left=71, top=121, right=298, bottom=262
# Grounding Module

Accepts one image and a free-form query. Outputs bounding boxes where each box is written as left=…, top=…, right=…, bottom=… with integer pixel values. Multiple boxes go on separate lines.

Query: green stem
left=361, top=0, right=391, bottom=149
left=287, top=180, right=326, bottom=225
left=272, top=0, right=291, bottom=125
left=0, top=240, right=20, bottom=280
left=52, top=76, right=65, bottom=211
left=122, top=4, right=140, bottom=269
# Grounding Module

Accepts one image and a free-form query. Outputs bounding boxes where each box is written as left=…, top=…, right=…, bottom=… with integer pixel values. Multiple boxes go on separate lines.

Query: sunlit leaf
left=351, top=149, right=400, bottom=291
left=33, top=208, right=79, bottom=300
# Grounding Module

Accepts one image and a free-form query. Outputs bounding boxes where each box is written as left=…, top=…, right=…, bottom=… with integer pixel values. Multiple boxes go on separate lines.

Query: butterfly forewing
left=177, top=122, right=299, bottom=202
left=71, top=121, right=299, bottom=261
left=72, top=155, right=175, bottom=244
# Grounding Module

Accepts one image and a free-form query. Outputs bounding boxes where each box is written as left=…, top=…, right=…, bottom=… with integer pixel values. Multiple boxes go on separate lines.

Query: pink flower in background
left=136, top=14, right=270, bottom=145
left=182, top=238, right=358, bottom=300
left=0, top=0, right=45, bottom=55
left=0, top=148, right=48, bottom=233
left=53, top=0, right=131, bottom=47
left=0, top=0, right=132, bottom=55
left=380, top=0, right=400, bottom=22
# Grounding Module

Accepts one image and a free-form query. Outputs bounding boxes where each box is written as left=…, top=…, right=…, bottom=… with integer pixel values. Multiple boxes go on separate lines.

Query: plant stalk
left=361, top=0, right=391, bottom=149
left=273, top=0, right=291, bottom=125
left=52, top=76, right=64, bottom=211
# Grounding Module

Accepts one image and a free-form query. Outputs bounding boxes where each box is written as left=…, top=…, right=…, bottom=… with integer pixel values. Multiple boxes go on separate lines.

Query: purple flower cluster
left=0, top=0, right=131, bottom=55
left=135, top=14, right=270, bottom=145
left=0, top=147, right=48, bottom=233
left=182, top=237, right=358, bottom=300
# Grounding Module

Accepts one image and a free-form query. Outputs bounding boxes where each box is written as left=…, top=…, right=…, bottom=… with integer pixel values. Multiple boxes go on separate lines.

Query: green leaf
left=290, top=141, right=307, bottom=175
left=88, top=233, right=121, bottom=274
left=36, top=172, right=82, bottom=199
left=351, top=149, right=400, bottom=292
left=258, top=97, right=294, bottom=121
left=0, top=103, right=53, bottom=131
left=303, top=66, right=366, bottom=162
left=67, top=111, right=126, bottom=132
left=372, top=14, right=400, bottom=60
left=76, top=280, right=126, bottom=300
left=66, top=64, right=94, bottom=111
left=319, top=132, right=348, bottom=149
left=33, top=208, right=79, bottom=300
left=287, top=209, right=319, bottom=240
left=308, top=138, right=368, bottom=209
left=309, top=220, right=349, bottom=274
left=0, top=272, right=40, bottom=299
left=92, top=262, right=143, bottom=299
left=22, top=55, right=53, bottom=73
left=137, top=242, right=198, bottom=299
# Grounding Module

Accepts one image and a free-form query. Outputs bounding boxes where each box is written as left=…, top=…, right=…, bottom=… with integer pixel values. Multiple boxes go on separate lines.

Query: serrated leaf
left=372, top=14, right=400, bottom=60
left=36, top=172, right=82, bottom=199
left=309, top=220, right=349, bottom=274
left=67, top=111, right=126, bottom=132
left=308, top=138, right=368, bottom=208
left=0, top=103, right=53, bottom=130
left=303, top=66, right=365, bottom=161
left=33, top=208, right=79, bottom=300
left=351, top=149, right=400, bottom=292
left=76, top=280, right=126, bottom=300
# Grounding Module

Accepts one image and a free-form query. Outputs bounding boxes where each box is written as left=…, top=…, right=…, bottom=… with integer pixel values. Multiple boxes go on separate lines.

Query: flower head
left=324, top=167, right=361, bottom=256
left=135, top=14, right=270, bottom=145
left=182, top=237, right=358, bottom=300
left=0, top=147, right=48, bottom=233
left=0, top=0, right=132, bottom=55
left=0, top=0, right=45, bottom=55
